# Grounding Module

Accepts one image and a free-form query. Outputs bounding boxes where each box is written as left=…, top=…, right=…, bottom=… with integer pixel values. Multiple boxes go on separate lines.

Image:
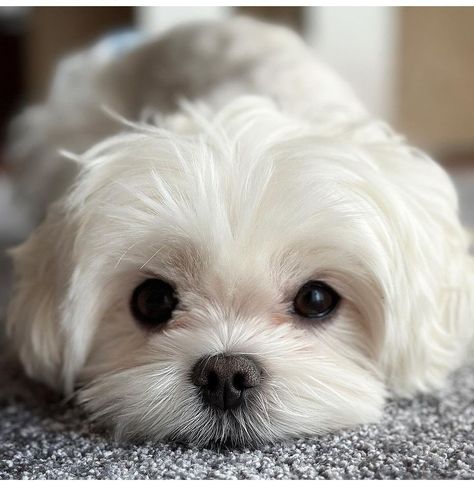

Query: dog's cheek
left=271, top=313, right=292, bottom=325
left=77, top=315, right=220, bottom=443
left=79, top=311, right=149, bottom=382
left=259, top=316, right=385, bottom=436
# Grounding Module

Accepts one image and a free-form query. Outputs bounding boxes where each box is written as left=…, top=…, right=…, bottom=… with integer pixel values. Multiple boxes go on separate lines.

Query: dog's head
left=7, top=97, right=473, bottom=445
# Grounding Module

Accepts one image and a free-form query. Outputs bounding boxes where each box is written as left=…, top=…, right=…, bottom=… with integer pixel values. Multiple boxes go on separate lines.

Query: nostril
left=232, top=372, right=246, bottom=391
left=207, top=370, right=219, bottom=391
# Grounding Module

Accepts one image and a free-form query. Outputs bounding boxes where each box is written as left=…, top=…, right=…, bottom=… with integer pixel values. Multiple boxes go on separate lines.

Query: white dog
left=5, top=17, right=474, bottom=446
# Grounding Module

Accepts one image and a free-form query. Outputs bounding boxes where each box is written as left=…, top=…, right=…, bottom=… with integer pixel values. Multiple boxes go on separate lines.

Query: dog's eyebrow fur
left=129, top=239, right=210, bottom=284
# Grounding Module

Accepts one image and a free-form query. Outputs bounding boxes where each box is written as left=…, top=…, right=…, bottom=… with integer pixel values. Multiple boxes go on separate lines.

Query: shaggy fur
left=5, top=17, right=474, bottom=446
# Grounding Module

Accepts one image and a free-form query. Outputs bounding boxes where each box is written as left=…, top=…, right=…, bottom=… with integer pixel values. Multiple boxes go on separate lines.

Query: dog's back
left=7, top=17, right=364, bottom=225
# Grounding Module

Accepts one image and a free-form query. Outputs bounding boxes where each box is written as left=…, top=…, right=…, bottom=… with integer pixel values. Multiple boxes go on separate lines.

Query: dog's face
left=7, top=98, right=473, bottom=445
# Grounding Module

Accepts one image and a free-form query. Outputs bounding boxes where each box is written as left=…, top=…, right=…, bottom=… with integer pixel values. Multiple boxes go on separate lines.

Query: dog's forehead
left=79, top=117, right=387, bottom=287
left=131, top=154, right=355, bottom=251
left=114, top=149, right=381, bottom=286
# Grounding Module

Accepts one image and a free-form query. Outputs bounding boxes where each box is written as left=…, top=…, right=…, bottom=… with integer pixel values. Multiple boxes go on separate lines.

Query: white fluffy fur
left=6, top=17, right=474, bottom=446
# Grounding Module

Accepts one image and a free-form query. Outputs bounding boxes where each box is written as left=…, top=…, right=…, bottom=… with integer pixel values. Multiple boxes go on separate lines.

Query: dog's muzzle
left=191, top=354, right=262, bottom=410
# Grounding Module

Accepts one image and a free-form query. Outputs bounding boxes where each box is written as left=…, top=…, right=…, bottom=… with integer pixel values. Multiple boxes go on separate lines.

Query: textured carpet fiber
left=0, top=355, right=473, bottom=479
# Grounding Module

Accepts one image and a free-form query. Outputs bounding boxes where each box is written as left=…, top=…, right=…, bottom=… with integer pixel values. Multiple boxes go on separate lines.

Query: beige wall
left=396, top=7, right=474, bottom=159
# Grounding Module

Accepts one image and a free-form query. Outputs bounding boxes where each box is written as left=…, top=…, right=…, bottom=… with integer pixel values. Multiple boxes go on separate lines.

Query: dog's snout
left=191, top=354, right=262, bottom=410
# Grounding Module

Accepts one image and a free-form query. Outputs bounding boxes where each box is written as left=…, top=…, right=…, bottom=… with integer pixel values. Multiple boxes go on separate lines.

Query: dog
left=5, top=17, right=474, bottom=446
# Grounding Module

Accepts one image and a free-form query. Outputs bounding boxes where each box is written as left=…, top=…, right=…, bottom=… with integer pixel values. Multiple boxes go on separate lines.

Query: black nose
left=191, top=354, right=262, bottom=410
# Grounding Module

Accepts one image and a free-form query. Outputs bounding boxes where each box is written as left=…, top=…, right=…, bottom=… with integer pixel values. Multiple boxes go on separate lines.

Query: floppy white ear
left=6, top=204, right=76, bottom=391
left=388, top=236, right=474, bottom=395
left=374, top=144, right=474, bottom=395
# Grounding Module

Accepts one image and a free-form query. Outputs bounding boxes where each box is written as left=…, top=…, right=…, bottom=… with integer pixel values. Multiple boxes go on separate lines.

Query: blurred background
left=0, top=6, right=473, bottom=314
left=1, top=7, right=474, bottom=158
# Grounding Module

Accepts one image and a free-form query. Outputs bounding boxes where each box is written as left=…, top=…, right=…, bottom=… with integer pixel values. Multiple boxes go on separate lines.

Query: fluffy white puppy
left=6, top=17, right=474, bottom=446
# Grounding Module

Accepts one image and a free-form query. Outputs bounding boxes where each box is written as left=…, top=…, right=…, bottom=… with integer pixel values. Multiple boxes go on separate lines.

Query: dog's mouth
left=175, top=403, right=272, bottom=448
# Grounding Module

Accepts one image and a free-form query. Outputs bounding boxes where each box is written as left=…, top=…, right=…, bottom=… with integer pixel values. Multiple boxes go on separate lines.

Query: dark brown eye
left=131, top=279, right=178, bottom=327
left=293, top=281, right=340, bottom=319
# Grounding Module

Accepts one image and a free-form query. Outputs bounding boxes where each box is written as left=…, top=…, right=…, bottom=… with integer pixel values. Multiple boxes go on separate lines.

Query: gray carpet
left=0, top=355, right=473, bottom=479
left=0, top=172, right=473, bottom=479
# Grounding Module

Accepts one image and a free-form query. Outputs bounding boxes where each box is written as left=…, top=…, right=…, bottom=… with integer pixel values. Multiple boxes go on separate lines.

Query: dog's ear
left=384, top=242, right=474, bottom=396
left=6, top=203, right=78, bottom=391
left=374, top=146, right=474, bottom=395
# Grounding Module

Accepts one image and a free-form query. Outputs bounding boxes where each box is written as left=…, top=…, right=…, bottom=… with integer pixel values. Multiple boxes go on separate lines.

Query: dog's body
left=6, top=17, right=474, bottom=446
